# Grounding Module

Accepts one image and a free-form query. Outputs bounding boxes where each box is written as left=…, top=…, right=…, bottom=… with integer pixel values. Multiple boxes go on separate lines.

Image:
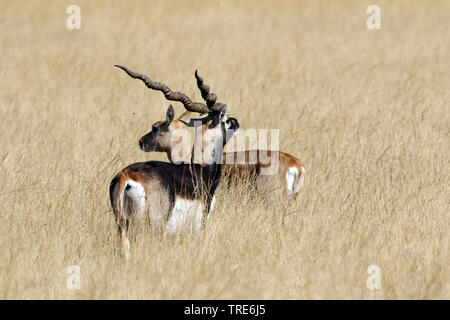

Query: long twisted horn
left=194, top=70, right=226, bottom=113
left=114, top=65, right=210, bottom=114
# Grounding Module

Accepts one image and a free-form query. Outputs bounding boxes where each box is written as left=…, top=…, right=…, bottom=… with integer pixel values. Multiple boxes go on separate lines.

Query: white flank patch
left=286, top=167, right=299, bottom=195
left=124, top=180, right=146, bottom=219
left=295, top=167, right=306, bottom=193
left=167, top=198, right=204, bottom=235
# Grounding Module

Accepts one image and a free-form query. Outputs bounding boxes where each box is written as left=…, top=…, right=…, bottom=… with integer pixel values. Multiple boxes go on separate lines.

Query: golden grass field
left=0, top=0, right=448, bottom=299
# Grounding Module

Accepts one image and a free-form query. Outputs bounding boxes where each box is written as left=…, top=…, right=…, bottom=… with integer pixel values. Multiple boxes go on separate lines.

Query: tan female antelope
left=109, top=65, right=239, bottom=256
left=138, top=71, right=306, bottom=201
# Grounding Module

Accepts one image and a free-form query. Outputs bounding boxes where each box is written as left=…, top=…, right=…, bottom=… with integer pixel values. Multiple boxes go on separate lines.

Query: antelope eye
left=152, top=125, right=159, bottom=132
left=226, top=119, right=230, bottom=124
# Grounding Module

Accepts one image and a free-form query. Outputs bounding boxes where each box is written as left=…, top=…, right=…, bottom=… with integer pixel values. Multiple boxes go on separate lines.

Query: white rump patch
left=124, top=180, right=146, bottom=219
left=295, top=167, right=306, bottom=193
left=286, top=167, right=299, bottom=195
left=167, top=198, right=204, bottom=235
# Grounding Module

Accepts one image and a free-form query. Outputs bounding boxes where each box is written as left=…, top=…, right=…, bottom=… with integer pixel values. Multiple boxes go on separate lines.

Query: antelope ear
left=166, top=105, right=174, bottom=124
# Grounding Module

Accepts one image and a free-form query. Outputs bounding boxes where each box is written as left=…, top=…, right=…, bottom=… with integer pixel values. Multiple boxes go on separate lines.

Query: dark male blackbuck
left=139, top=71, right=306, bottom=201
left=109, top=66, right=239, bottom=257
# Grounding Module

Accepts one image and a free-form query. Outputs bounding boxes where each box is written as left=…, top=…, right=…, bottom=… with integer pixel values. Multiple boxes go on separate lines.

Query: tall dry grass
left=0, top=0, right=448, bottom=299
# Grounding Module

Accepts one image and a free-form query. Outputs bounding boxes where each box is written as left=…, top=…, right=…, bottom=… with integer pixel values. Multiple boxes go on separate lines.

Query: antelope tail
left=109, top=174, right=129, bottom=228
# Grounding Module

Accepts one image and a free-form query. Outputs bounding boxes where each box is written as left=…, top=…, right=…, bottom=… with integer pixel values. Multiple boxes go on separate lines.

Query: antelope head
left=138, top=104, right=176, bottom=153
left=114, top=65, right=239, bottom=163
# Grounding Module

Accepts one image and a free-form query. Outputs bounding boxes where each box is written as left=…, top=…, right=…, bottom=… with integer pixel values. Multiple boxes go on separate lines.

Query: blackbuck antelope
left=138, top=71, right=306, bottom=201
left=109, top=65, right=239, bottom=256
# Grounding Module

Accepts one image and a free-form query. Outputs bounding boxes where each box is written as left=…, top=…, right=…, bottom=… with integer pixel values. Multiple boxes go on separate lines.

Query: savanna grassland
left=0, top=0, right=448, bottom=299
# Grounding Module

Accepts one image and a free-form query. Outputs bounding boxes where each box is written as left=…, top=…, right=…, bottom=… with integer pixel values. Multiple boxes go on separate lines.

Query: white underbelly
left=166, top=198, right=204, bottom=235
left=207, top=195, right=216, bottom=219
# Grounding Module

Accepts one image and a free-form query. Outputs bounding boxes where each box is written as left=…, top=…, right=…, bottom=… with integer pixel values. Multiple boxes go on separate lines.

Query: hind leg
left=121, top=223, right=131, bottom=260
left=110, top=180, right=131, bottom=259
left=116, top=216, right=131, bottom=260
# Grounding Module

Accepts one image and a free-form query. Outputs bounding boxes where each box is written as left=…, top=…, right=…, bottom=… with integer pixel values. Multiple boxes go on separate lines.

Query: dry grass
left=0, top=0, right=448, bottom=299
